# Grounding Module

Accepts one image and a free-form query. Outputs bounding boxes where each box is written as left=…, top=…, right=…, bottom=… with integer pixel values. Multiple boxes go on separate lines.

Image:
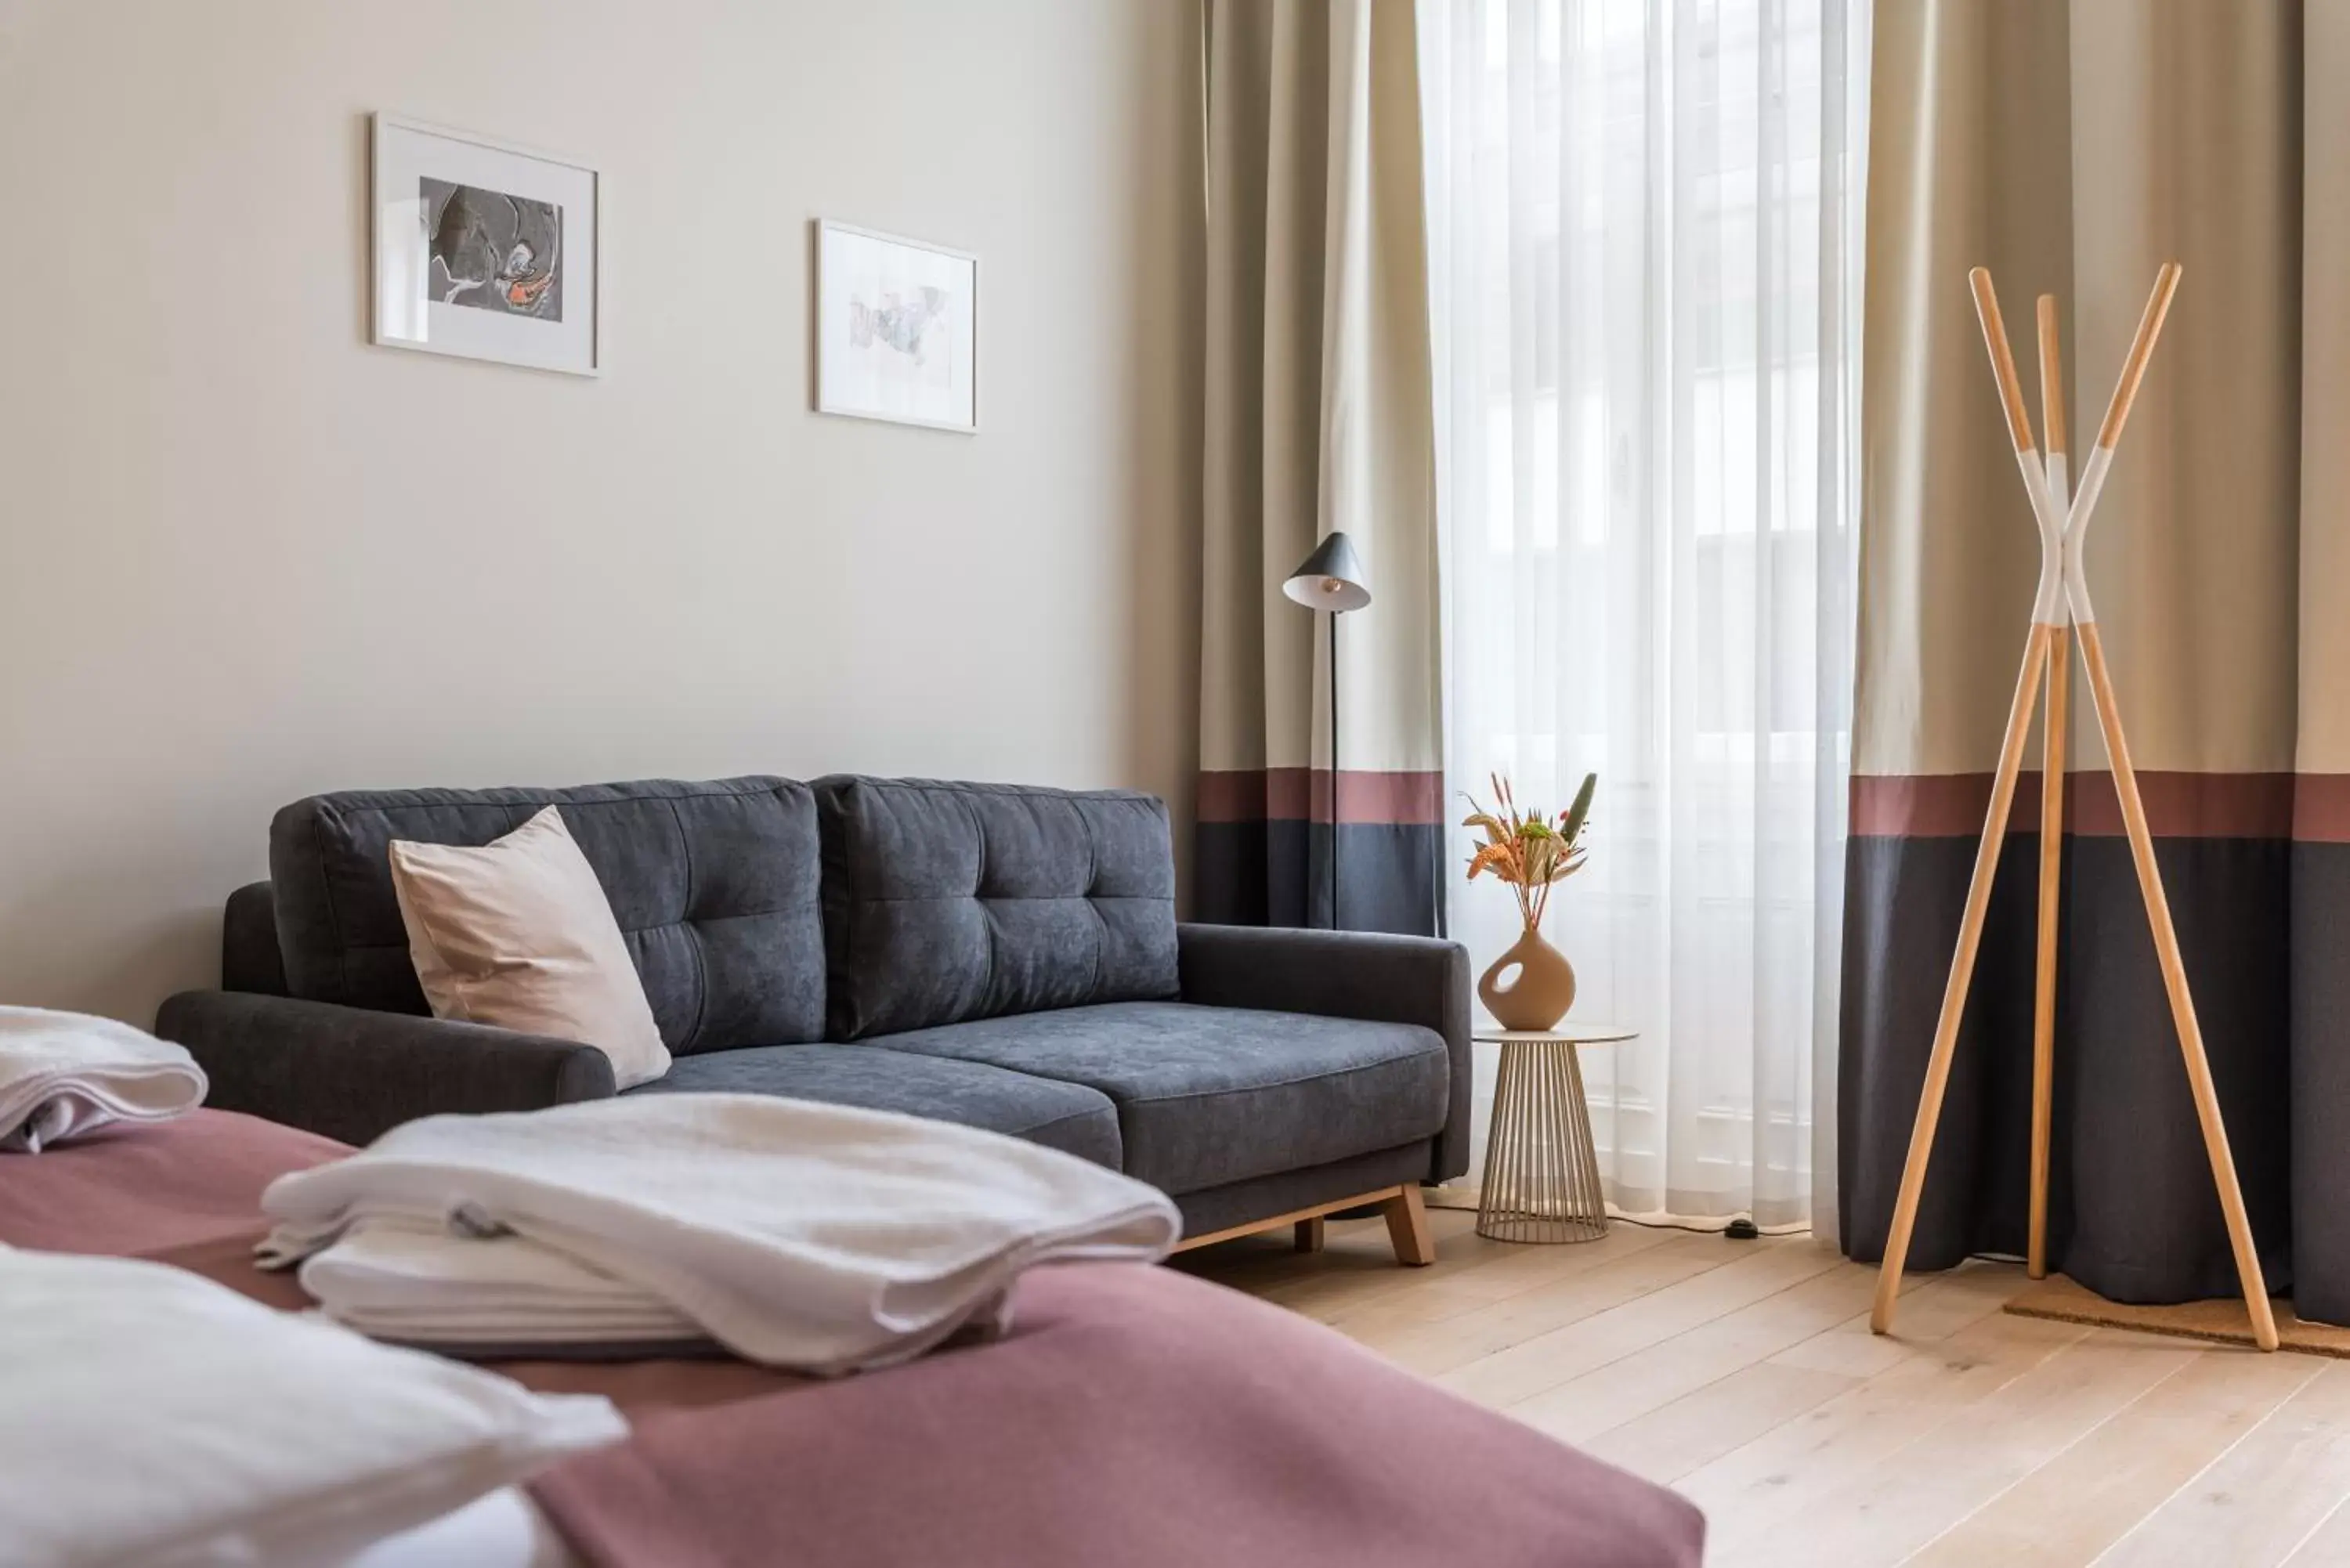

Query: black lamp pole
left=1282, top=532, right=1371, bottom=932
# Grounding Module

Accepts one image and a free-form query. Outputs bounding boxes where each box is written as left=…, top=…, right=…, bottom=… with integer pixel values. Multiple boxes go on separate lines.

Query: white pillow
left=388, top=807, right=671, bottom=1089
left=0, top=1248, right=625, bottom=1567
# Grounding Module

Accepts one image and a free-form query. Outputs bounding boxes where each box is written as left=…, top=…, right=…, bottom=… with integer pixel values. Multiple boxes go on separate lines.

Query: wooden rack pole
left=2029, top=629, right=2067, bottom=1278
left=2029, top=293, right=2069, bottom=1280
left=1870, top=626, right=2048, bottom=1334
left=2072, top=627, right=2278, bottom=1350
left=1871, top=269, right=2053, bottom=1335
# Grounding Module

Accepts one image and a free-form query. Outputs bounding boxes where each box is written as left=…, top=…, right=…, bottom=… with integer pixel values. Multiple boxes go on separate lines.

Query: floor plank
left=1180, top=1223, right=2350, bottom=1568
left=1903, top=1345, right=2320, bottom=1567
left=2096, top=1360, right=2350, bottom=1568
left=1767, top=1259, right=2022, bottom=1379
left=1506, top=1250, right=1887, bottom=1444
left=1326, top=1222, right=1687, bottom=1338
left=1679, top=1292, right=2091, bottom=1552
left=1571, top=1258, right=2022, bottom=1486
left=2280, top=1498, right=2350, bottom=1567
left=1726, top=1329, right=2204, bottom=1567
left=1347, top=1231, right=1732, bottom=1374
left=1582, top=1357, right=1861, bottom=1484
left=1432, top=1237, right=1845, bottom=1408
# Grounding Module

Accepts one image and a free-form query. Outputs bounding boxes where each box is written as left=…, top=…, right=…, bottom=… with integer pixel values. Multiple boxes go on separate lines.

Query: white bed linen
left=345, top=1487, right=577, bottom=1568
left=0, top=1249, right=624, bottom=1568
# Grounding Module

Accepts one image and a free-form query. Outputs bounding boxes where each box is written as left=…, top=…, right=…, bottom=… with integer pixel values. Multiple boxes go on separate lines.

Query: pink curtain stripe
left=1850, top=771, right=2303, bottom=840
left=1195, top=768, right=1445, bottom=826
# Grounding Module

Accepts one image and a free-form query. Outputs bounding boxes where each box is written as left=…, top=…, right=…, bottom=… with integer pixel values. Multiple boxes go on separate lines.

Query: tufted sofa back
left=813, top=776, right=1180, bottom=1039
left=268, top=778, right=826, bottom=1055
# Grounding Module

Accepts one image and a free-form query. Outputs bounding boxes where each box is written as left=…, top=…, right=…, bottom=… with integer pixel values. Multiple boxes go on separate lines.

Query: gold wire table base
left=1475, top=1032, right=1618, bottom=1245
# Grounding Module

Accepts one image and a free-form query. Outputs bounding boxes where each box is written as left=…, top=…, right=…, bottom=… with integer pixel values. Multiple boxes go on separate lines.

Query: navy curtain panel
left=1845, top=1, right=2350, bottom=1321
left=1842, top=775, right=2298, bottom=1304
left=1194, top=768, right=1443, bottom=934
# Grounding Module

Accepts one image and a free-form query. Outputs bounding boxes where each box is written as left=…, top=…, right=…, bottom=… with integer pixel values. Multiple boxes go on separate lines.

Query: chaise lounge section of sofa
left=157, top=776, right=1471, bottom=1264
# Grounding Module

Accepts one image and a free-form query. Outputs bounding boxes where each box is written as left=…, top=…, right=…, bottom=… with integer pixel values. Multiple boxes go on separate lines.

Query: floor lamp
left=1284, top=532, right=1371, bottom=930
left=1868, top=264, right=2280, bottom=1353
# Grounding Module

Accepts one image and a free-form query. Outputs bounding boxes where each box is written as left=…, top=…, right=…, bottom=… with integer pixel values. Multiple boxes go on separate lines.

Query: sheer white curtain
left=1421, top=0, right=1867, bottom=1231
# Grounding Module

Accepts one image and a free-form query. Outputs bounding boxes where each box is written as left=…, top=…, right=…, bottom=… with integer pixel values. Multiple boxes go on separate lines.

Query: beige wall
left=0, top=0, right=1203, bottom=1020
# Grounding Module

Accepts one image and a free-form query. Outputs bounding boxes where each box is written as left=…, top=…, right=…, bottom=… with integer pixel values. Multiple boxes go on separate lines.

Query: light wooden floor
left=1177, top=1209, right=2350, bottom=1567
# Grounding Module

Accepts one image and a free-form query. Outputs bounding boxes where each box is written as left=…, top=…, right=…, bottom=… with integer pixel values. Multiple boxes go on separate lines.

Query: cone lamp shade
left=1282, top=533, right=1372, bottom=613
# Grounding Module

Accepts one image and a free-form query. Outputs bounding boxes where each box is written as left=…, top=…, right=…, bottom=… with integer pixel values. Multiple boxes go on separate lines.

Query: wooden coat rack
left=1868, top=265, right=2279, bottom=1353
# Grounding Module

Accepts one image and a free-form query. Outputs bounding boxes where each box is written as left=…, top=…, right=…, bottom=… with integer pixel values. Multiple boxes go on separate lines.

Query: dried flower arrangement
left=1462, top=771, right=1597, bottom=933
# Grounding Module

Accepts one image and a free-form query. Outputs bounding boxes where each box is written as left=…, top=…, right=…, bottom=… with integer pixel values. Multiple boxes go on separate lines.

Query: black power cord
left=1605, top=1211, right=1797, bottom=1239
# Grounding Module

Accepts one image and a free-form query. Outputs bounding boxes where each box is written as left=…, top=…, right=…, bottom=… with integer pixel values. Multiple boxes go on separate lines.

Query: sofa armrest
left=153, top=990, right=616, bottom=1147
left=1176, top=923, right=1473, bottom=1183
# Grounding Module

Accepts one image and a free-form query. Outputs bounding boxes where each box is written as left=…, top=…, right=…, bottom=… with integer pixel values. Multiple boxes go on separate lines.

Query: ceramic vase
left=1477, top=925, right=1577, bottom=1031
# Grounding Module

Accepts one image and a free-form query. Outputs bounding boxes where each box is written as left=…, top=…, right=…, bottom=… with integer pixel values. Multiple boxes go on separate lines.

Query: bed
left=0, top=1109, right=1705, bottom=1567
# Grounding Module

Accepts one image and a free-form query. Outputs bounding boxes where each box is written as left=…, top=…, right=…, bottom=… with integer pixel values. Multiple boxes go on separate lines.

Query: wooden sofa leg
left=1170, top=1183, right=1437, bottom=1261
left=1383, top=1183, right=1435, bottom=1267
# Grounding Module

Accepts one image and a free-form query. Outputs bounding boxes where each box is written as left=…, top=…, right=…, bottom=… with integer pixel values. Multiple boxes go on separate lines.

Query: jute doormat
left=1423, top=1183, right=1482, bottom=1212
left=2005, top=1274, right=2350, bottom=1358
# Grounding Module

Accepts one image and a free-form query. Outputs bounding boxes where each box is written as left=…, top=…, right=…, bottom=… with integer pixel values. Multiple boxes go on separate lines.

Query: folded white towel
left=260, top=1093, right=1180, bottom=1372
left=298, top=1216, right=705, bottom=1350
left=0, top=1006, right=208, bottom=1153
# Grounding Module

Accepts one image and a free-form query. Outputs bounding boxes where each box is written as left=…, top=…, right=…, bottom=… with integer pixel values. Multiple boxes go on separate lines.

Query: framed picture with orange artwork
left=371, top=114, right=601, bottom=377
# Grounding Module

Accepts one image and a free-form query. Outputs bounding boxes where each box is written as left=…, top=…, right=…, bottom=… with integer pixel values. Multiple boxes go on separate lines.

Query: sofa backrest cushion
left=813, top=777, right=1179, bottom=1039
left=269, top=778, right=824, bottom=1055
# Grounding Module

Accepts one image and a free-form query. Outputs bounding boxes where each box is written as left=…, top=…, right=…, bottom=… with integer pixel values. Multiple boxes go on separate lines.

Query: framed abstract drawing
left=815, top=221, right=978, bottom=432
left=371, top=114, right=601, bottom=376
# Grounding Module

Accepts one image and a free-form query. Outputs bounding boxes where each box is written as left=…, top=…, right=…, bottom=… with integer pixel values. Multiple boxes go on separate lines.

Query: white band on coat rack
left=2035, top=450, right=2070, bottom=626
left=2056, top=264, right=2180, bottom=626
left=1968, top=270, right=2070, bottom=629
left=2061, top=446, right=2110, bottom=623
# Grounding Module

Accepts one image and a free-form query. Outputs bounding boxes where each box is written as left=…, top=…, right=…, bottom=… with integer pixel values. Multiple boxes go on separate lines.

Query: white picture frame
left=815, top=221, right=979, bottom=432
left=371, top=114, right=601, bottom=377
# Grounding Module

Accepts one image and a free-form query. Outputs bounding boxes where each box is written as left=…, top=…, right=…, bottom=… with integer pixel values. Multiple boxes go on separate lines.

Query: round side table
left=1474, top=1025, right=1636, bottom=1244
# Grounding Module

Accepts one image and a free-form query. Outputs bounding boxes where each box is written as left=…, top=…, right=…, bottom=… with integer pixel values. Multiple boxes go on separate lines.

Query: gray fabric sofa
left=157, top=776, right=1471, bottom=1261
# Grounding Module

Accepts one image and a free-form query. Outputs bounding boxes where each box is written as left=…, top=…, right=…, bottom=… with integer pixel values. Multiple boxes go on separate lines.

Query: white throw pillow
left=0, top=1248, right=625, bottom=1568
left=388, top=807, right=671, bottom=1089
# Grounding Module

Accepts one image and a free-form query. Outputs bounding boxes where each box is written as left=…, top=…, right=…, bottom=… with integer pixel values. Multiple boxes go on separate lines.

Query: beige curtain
left=1844, top=0, right=2350, bottom=1318
left=1855, top=1, right=2298, bottom=784
left=1194, top=0, right=1444, bottom=934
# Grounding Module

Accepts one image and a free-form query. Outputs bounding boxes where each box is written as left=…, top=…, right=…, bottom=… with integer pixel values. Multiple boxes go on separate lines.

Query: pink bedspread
left=0, top=1110, right=1705, bottom=1568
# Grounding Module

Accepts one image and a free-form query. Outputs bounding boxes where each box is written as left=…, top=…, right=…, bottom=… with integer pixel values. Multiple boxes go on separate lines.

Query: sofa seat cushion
left=866, top=1003, right=1449, bottom=1195
left=624, top=1044, right=1121, bottom=1169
